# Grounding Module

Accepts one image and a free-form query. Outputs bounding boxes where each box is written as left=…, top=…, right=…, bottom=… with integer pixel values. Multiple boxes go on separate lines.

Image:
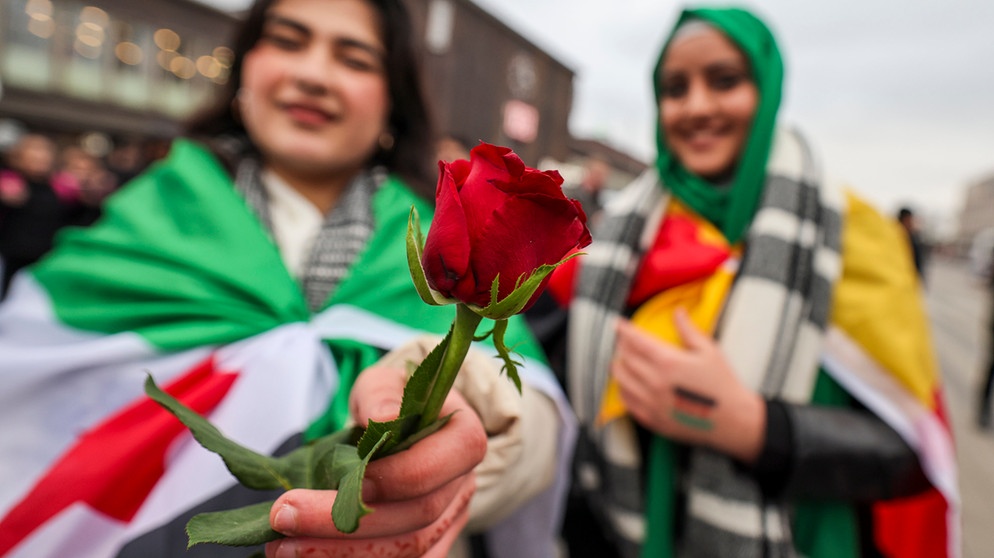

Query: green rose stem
left=418, top=303, right=483, bottom=430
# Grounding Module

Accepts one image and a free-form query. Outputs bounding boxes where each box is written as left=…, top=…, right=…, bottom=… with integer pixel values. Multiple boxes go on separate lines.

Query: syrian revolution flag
left=0, top=140, right=570, bottom=558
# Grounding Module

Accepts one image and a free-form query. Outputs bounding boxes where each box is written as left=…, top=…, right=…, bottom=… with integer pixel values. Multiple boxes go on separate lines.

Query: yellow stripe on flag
left=830, top=192, right=940, bottom=408
left=597, top=205, right=737, bottom=426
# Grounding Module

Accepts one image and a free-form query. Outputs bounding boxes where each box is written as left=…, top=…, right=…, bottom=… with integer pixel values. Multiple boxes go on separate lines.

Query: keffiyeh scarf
left=234, top=157, right=379, bottom=312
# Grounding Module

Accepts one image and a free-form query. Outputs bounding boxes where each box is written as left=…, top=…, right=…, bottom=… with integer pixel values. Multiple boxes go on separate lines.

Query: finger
left=615, top=319, right=680, bottom=361
left=265, top=473, right=475, bottom=558
left=363, top=389, right=486, bottom=502
left=269, top=474, right=469, bottom=539
left=420, top=490, right=472, bottom=558
left=350, top=365, right=408, bottom=425
left=672, top=307, right=710, bottom=352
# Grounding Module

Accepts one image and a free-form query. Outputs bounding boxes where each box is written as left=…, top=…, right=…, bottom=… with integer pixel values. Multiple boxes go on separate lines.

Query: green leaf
left=331, top=430, right=392, bottom=533
left=186, top=500, right=282, bottom=548
left=383, top=414, right=452, bottom=456
left=280, top=427, right=358, bottom=488
left=144, top=375, right=296, bottom=490
left=313, top=441, right=363, bottom=490
left=356, top=415, right=419, bottom=459
left=472, top=252, right=583, bottom=320
left=399, top=325, right=454, bottom=418
left=406, top=206, right=457, bottom=306
left=490, top=319, right=523, bottom=393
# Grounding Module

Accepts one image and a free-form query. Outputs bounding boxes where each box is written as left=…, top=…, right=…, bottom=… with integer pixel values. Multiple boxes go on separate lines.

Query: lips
left=679, top=125, right=729, bottom=151
left=281, top=102, right=337, bottom=126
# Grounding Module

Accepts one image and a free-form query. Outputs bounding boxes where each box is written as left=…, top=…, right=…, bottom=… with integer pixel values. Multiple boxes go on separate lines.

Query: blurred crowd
left=0, top=130, right=166, bottom=298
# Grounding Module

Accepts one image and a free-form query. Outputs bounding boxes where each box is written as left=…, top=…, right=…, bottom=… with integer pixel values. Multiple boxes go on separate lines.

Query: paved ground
left=923, top=255, right=993, bottom=558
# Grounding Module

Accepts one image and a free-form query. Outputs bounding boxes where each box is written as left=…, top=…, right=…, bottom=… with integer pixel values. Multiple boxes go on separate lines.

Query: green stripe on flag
left=33, top=140, right=308, bottom=350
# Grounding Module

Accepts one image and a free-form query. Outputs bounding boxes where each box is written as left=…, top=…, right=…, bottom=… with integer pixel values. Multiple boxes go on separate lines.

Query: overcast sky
left=201, top=0, right=994, bottom=234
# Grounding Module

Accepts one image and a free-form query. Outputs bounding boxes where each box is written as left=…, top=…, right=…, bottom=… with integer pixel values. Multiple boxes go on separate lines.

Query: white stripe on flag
left=0, top=276, right=210, bottom=514
left=821, top=326, right=961, bottom=558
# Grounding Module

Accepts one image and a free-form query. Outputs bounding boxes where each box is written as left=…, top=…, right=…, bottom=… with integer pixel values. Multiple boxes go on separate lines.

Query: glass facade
left=0, top=0, right=231, bottom=119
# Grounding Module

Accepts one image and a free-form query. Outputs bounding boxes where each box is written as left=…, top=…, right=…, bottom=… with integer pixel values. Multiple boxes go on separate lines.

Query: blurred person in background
left=0, top=133, right=80, bottom=299
left=0, top=1, right=570, bottom=557
left=436, top=133, right=472, bottom=163
left=563, top=156, right=610, bottom=226
left=976, top=244, right=994, bottom=429
left=531, top=6, right=956, bottom=557
left=105, top=139, right=148, bottom=187
left=897, top=206, right=928, bottom=280
left=57, top=144, right=118, bottom=226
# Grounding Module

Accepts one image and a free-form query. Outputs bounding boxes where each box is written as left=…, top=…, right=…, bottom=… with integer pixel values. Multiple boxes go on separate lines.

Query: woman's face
left=239, top=0, right=389, bottom=183
left=658, top=26, right=758, bottom=181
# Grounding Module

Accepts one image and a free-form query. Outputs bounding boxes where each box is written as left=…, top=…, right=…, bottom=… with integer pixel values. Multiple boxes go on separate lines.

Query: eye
left=709, top=71, right=749, bottom=91
left=338, top=46, right=383, bottom=73
left=660, top=77, right=687, bottom=99
left=260, top=30, right=304, bottom=51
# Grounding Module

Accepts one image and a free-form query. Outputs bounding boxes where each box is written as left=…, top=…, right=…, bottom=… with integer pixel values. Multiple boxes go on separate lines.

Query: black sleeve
left=748, top=399, right=931, bottom=501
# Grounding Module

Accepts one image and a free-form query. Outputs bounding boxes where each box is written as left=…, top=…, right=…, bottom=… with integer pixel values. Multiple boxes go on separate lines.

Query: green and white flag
left=0, top=140, right=573, bottom=558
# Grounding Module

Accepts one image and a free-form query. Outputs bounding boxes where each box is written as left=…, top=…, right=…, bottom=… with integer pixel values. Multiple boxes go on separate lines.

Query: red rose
left=422, top=142, right=592, bottom=310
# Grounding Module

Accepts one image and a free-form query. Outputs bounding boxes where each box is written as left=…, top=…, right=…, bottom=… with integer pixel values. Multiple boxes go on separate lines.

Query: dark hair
left=185, top=0, right=437, bottom=198
left=898, top=207, right=914, bottom=220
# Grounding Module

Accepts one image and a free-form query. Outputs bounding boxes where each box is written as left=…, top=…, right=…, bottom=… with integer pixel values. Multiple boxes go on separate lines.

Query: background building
left=0, top=0, right=237, bottom=140
left=407, top=0, right=574, bottom=166
left=955, top=173, right=994, bottom=276
left=957, top=174, right=994, bottom=246
left=0, top=0, right=632, bottom=173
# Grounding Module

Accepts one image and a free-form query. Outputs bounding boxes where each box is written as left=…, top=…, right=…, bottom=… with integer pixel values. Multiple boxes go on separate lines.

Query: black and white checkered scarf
left=567, top=128, right=844, bottom=557
left=234, top=157, right=379, bottom=312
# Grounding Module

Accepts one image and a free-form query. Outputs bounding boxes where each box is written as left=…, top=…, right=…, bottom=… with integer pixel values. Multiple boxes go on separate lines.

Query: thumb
left=673, top=307, right=709, bottom=351
left=349, top=365, right=405, bottom=426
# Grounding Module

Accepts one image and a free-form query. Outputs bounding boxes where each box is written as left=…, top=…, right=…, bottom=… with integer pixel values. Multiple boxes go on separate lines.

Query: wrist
left=712, top=390, right=766, bottom=464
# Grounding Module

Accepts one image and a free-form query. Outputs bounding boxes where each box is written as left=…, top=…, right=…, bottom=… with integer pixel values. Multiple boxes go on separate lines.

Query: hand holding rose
left=265, top=365, right=486, bottom=558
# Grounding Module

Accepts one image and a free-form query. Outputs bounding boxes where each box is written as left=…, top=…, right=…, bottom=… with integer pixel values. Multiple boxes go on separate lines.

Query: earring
left=378, top=131, right=395, bottom=151
left=231, top=89, right=244, bottom=123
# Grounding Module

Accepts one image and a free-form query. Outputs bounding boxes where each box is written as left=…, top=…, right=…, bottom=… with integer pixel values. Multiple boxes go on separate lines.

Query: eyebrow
left=661, top=58, right=748, bottom=79
left=263, top=14, right=385, bottom=59
left=265, top=14, right=310, bottom=36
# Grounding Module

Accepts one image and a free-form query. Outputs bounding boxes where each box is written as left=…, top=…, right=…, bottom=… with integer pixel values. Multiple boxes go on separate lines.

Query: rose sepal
left=406, top=206, right=460, bottom=306
left=468, top=251, right=584, bottom=321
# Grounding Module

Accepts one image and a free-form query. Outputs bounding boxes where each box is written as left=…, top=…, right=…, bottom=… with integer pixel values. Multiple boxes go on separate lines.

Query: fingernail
left=270, top=540, right=297, bottom=558
left=273, top=503, right=298, bottom=534
left=372, top=401, right=400, bottom=421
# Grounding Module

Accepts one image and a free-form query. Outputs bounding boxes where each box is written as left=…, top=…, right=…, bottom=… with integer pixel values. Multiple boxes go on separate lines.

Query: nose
left=682, top=79, right=718, bottom=117
left=289, top=46, right=333, bottom=94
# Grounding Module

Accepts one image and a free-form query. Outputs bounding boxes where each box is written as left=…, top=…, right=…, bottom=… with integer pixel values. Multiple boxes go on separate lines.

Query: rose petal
left=422, top=163, right=472, bottom=296
left=469, top=194, right=590, bottom=304
left=448, top=159, right=471, bottom=189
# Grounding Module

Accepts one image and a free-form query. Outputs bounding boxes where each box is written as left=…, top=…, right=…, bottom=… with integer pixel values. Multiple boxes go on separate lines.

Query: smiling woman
left=237, top=0, right=390, bottom=213
left=528, top=6, right=957, bottom=558
left=657, top=22, right=758, bottom=183
left=0, top=1, right=570, bottom=557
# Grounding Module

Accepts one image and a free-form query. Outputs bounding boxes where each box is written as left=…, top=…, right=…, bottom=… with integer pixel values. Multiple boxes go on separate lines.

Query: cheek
left=354, top=78, right=390, bottom=125
left=659, top=100, right=680, bottom=142
left=239, top=50, right=281, bottom=104
left=727, top=86, right=759, bottom=131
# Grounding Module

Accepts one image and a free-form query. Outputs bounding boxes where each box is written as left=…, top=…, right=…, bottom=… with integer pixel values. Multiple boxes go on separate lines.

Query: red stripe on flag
left=873, top=389, right=955, bottom=557
left=0, top=356, right=238, bottom=555
left=873, top=488, right=949, bottom=558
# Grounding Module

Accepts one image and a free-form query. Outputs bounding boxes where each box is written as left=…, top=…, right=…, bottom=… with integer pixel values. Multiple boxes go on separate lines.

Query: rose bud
left=421, top=142, right=592, bottom=311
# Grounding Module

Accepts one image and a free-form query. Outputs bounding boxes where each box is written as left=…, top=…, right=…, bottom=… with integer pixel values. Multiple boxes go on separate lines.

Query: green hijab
left=652, top=7, right=784, bottom=244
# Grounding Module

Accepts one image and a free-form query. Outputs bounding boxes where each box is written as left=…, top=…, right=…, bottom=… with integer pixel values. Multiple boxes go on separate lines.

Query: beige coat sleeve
left=375, top=336, right=561, bottom=531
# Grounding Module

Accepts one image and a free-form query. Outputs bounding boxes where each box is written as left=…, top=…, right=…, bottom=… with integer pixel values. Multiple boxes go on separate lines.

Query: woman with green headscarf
left=538, top=5, right=956, bottom=558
